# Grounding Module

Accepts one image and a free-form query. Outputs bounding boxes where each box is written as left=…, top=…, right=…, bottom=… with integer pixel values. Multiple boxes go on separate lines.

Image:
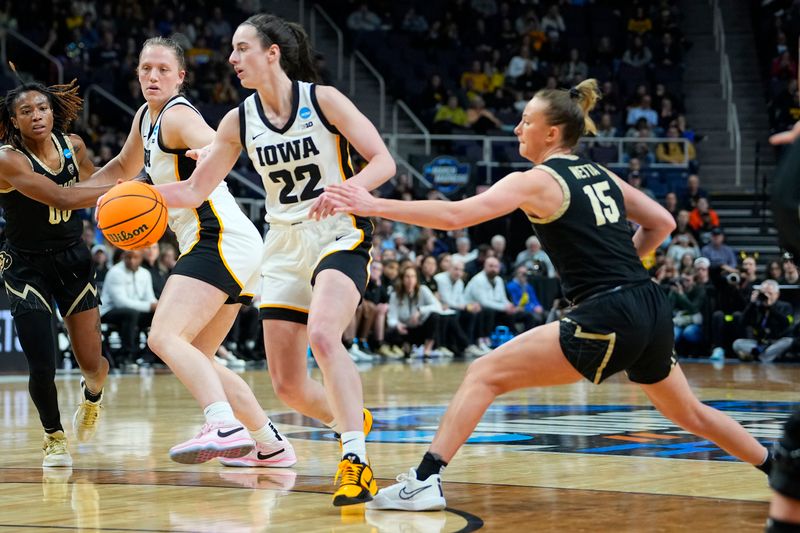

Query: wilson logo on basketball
left=104, top=223, right=150, bottom=243
left=97, top=181, right=167, bottom=251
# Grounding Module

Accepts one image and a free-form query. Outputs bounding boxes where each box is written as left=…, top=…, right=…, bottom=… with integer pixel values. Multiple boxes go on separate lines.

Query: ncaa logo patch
left=299, top=107, right=312, bottom=120
left=275, top=401, right=798, bottom=462
left=0, top=251, right=11, bottom=273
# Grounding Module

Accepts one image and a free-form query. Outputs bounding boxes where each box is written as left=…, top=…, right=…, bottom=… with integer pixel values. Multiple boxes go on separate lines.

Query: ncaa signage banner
left=424, top=156, right=470, bottom=194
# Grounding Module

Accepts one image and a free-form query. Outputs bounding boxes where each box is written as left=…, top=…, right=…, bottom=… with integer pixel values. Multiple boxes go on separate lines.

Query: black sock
left=343, top=452, right=363, bottom=464
left=84, top=385, right=102, bottom=403
left=756, top=448, right=773, bottom=476
left=416, top=452, right=448, bottom=481
left=765, top=517, right=800, bottom=533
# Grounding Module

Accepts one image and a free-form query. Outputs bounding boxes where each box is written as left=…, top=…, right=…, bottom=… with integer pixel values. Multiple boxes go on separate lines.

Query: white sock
left=249, top=420, right=282, bottom=444
left=341, top=431, right=367, bottom=463
left=203, top=401, right=237, bottom=425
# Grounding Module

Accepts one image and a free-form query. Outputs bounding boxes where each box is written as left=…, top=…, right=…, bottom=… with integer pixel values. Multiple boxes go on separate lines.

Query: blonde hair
left=533, top=78, right=601, bottom=148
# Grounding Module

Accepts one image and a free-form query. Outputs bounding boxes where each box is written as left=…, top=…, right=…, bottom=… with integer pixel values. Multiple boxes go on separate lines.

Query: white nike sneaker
left=366, top=468, right=446, bottom=511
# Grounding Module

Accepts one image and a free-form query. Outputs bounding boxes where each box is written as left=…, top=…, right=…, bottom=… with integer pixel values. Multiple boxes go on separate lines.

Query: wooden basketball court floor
left=0, top=360, right=797, bottom=532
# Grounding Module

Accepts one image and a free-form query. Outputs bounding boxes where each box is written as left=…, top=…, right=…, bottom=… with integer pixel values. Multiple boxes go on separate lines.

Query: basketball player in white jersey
left=84, top=37, right=295, bottom=467
left=155, top=15, right=395, bottom=506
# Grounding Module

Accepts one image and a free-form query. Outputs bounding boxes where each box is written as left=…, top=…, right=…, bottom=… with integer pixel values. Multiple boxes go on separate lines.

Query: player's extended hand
left=320, top=183, right=378, bottom=217
left=186, top=144, right=212, bottom=163
left=308, top=185, right=344, bottom=221
left=769, top=121, right=800, bottom=145
left=94, top=179, right=126, bottom=222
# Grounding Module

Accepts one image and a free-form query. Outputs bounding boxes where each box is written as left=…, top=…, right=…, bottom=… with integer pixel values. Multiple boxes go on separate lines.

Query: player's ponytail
left=534, top=78, right=601, bottom=148
left=242, top=14, right=320, bottom=84
left=286, top=22, right=318, bottom=84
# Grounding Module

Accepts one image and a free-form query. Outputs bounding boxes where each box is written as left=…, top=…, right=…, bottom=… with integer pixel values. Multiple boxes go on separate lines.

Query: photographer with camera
left=665, top=270, right=706, bottom=355
left=731, top=279, right=794, bottom=362
left=706, top=254, right=759, bottom=361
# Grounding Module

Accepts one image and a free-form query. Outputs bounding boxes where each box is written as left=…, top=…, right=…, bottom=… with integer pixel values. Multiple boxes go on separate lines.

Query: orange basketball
left=97, top=181, right=168, bottom=251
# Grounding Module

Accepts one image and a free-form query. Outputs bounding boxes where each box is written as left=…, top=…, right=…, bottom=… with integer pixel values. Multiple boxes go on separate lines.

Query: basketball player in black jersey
left=0, top=80, right=112, bottom=467
left=324, top=79, right=773, bottom=511
left=764, top=115, right=800, bottom=532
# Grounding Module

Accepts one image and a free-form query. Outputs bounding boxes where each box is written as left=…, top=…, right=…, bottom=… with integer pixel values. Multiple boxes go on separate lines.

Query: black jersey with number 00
left=529, top=155, right=650, bottom=303
left=0, top=133, right=82, bottom=251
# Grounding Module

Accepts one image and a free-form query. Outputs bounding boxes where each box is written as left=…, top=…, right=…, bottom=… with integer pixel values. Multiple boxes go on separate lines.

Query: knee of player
left=146, top=327, right=175, bottom=356
left=464, top=358, right=504, bottom=395
left=306, top=323, right=340, bottom=359
left=271, top=374, right=303, bottom=404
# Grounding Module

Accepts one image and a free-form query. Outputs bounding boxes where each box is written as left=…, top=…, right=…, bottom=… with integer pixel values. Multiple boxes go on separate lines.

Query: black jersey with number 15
left=529, top=155, right=650, bottom=303
left=0, top=133, right=83, bottom=252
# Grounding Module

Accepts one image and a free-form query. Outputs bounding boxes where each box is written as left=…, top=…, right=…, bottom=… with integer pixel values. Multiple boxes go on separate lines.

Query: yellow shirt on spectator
left=461, top=71, right=490, bottom=93
left=627, top=18, right=652, bottom=34
left=434, top=106, right=468, bottom=127
left=656, top=141, right=696, bottom=164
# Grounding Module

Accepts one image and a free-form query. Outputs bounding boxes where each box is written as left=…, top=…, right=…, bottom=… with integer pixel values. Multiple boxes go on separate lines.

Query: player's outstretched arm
left=77, top=106, right=147, bottom=188
left=156, top=109, right=240, bottom=208
left=0, top=148, right=110, bottom=209
left=308, top=85, right=396, bottom=220
left=324, top=169, right=540, bottom=230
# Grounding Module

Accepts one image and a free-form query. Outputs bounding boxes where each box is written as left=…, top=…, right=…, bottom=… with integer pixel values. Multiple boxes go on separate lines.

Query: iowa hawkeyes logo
left=0, top=251, right=11, bottom=273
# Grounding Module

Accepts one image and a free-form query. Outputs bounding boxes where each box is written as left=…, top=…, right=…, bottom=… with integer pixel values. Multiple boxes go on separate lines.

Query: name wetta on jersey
left=254, top=136, right=320, bottom=166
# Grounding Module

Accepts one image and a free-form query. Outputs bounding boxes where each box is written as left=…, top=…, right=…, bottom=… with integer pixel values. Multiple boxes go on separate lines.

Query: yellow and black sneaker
left=332, top=455, right=377, bottom=506
left=335, top=408, right=374, bottom=449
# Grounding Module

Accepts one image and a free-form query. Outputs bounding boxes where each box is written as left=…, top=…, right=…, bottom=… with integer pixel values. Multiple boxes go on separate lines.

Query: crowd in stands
left=0, top=1, right=798, bottom=367
left=334, top=0, right=699, bottom=175
left=754, top=0, right=800, bottom=146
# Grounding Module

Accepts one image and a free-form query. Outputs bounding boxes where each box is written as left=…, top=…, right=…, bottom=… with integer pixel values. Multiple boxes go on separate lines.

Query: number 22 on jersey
left=269, top=163, right=324, bottom=205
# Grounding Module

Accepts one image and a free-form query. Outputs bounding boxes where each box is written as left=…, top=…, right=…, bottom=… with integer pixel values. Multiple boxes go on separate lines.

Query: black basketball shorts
left=559, top=280, right=676, bottom=385
left=0, top=241, right=99, bottom=317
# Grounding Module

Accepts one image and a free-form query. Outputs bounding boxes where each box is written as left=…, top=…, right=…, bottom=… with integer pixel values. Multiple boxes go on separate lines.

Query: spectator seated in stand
left=700, top=227, right=738, bottom=271
left=732, top=280, right=794, bottom=362
left=656, top=125, right=697, bottom=169
left=433, top=95, right=468, bottom=133
left=506, top=266, right=545, bottom=326
left=99, top=249, right=158, bottom=366
left=514, top=235, right=555, bottom=278
left=688, top=197, right=720, bottom=242
left=680, top=174, right=708, bottom=210
left=465, top=257, right=537, bottom=335
left=387, top=266, right=444, bottom=358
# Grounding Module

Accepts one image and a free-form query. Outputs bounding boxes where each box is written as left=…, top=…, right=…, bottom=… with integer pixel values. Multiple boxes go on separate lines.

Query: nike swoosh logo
left=399, top=484, right=431, bottom=500
left=217, top=426, right=245, bottom=438
left=252, top=131, right=267, bottom=140
left=335, top=235, right=346, bottom=241
left=257, top=448, right=285, bottom=460
left=342, top=438, right=357, bottom=445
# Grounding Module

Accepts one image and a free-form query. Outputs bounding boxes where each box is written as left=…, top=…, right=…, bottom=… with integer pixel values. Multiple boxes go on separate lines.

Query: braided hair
left=0, top=79, right=82, bottom=150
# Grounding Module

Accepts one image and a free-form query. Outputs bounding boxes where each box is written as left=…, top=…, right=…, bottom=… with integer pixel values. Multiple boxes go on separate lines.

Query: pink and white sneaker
left=219, top=438, right=297, bottom=468
left=169, top=422, right=255, bottom=464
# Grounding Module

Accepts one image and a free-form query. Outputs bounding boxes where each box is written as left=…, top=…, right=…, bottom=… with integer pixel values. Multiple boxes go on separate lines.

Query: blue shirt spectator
left=506, top=266, right=543, bottom=314
left=700, top=228, right=738, bottom=269
left=626, top=95, right=659, bottom=127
